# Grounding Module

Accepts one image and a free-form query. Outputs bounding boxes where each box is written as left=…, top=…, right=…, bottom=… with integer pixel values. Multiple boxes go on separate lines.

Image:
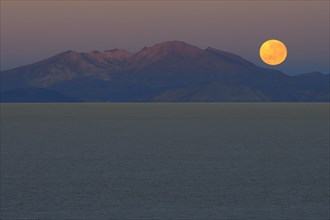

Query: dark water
left=1, top=103, right=329, bottom=220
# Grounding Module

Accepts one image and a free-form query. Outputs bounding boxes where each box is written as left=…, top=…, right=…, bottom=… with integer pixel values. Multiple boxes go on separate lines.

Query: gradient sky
left=1, top=1, right=329, bottom=75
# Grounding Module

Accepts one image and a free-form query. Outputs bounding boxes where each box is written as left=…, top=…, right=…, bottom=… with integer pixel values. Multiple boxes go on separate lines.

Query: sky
left=1, top=1, right=329, bottom=75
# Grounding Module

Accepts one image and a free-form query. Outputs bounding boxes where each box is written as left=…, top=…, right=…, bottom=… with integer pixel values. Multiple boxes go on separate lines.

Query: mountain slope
left=0, top=87, right=81, bottom=102
left=1, top=41, right=329, bottom=102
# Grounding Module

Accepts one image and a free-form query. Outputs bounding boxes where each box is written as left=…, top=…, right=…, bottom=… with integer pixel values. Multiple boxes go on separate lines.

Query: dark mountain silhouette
left=1, top=41, right=329, bottom=102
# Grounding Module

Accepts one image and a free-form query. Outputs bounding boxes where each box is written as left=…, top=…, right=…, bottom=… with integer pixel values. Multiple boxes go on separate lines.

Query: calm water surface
left=1, top=103, right=329, bottom=219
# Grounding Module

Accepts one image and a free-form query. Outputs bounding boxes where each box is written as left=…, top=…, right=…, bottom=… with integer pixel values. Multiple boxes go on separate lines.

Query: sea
left=0, top=103, right=329, bottom=219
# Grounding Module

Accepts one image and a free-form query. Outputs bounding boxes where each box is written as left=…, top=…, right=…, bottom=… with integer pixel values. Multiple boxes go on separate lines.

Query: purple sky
left=1, top=1, right=329, bottom=75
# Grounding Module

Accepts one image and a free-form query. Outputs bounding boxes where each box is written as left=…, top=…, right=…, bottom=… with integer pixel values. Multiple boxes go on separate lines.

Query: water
left=1, top=103, right=329, bottom=219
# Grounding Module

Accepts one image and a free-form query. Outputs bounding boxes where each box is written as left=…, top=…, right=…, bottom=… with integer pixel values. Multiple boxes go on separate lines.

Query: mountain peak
left=147, top=40, right=202, bottom=53
left=152, top=40, right=196, bottom=48
left=55, top=50, right=82, bottom=61
left=60, top=50, right=79, bottom=55
left=128, top=41, right=204, bottom=67
left=104, top=49, right=132, bottom=59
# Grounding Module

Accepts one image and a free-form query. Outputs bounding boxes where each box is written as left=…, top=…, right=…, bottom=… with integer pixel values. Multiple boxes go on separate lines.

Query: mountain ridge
left=1, top=41, right=329, bottom=102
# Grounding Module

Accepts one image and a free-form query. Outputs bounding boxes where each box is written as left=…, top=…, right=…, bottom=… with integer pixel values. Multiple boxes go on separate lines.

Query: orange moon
left=259, top=39, right=287, bottom=65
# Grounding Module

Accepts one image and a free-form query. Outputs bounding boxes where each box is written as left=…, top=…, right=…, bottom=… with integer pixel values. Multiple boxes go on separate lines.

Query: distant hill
left=1, top=41, right=329, bottom=102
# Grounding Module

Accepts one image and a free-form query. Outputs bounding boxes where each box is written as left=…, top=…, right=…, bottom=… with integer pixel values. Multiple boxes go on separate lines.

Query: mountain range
left=1, top=41, right=329, bottom=102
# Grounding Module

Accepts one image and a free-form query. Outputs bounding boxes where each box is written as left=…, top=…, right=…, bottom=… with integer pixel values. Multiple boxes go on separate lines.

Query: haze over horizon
left=1, top=1, right=329, bottom=75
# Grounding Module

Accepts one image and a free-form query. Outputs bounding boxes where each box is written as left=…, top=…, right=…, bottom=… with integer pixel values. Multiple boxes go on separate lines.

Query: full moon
left=259, top=39, right=287, bottom=65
